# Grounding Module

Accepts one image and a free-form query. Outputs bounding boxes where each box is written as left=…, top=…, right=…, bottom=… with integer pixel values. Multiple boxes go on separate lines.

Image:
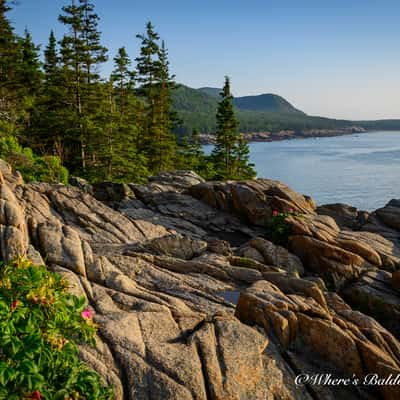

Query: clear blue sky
left=8, top=0, right=400, bottom=120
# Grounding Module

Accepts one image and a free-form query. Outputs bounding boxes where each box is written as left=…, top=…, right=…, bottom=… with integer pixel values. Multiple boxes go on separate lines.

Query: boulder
left=189, top=179, right=316, bottom=226
left=375, top=199, right=400, bottom=231
left=316, top=203, right=367, bottom=230
left=238, top=237, right=304, bottom=276
left=235, top=279, right=400, bottom=400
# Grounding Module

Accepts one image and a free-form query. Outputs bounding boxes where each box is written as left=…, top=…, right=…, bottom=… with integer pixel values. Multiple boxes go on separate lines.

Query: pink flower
left=288, top=208, right=294, bottom=213
left=31, top=390, right=41, bottom=400
left=272, top=210, right=279, bottom=217
left=11, top=300, right=19, bottom=310
left=81, top=308, right=93, bottom=319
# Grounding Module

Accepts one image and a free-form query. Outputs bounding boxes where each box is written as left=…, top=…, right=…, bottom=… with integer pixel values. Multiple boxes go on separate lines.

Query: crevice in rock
left=96, top=331, right=130, bottom=400
left=194, top=339, right=213, bottom=400
left=212, top=322, right=227, bottom=391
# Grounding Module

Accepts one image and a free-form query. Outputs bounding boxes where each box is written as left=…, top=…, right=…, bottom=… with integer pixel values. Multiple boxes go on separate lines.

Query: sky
left=8, top=0, right=400, bottom=120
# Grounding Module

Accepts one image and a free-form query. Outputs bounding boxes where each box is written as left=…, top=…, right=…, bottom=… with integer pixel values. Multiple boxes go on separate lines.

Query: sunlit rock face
left=1, top=160, right=399, bottom=400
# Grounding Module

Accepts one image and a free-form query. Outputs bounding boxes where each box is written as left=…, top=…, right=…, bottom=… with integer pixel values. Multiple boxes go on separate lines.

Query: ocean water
left=205, top=131, right=400, bottom=211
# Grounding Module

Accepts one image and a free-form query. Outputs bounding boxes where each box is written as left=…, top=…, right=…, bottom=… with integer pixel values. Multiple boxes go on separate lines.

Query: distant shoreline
left=199, top=126, right=369, bottom=145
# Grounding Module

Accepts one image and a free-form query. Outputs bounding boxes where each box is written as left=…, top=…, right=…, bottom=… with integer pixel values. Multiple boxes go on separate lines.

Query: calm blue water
left=205, top=131, right=400, bottom=211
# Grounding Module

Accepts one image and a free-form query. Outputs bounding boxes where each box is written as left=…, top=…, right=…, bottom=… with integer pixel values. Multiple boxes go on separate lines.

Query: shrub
left=0, top=135, right=69, bottom=184
left=0, top=257, right=113, bottom=400
left=268, top=209, right=299, bottom=246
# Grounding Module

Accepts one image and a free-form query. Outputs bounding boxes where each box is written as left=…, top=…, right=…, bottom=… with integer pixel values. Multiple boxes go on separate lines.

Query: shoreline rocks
left=1, top=160, right=399, bottom=400
left=199, top=126, right=367, bottom=145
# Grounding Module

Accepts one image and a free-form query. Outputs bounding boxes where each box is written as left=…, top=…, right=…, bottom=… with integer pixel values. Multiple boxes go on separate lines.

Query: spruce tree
left=177, top=129, right=203, bottom=170
left=211, top=76, right=238, bottom=179
left=111, top=47, right=135, bottom=115
left=94, top=79, right=149, bottom=182
left=234, top=134, right=256, bottom=179
left=95, top=47, right=149, bottom=182
left=18, top=29, right=42, bottom=96
left=136, top=23, right=177, bottom=173
left=0, top=0, right=20, bottom=127
left=135, top=21, right=160, bottom=155
left=33, top=30, right=70, bottom=158
left=58, top=0, right=86, bottom=169
left=212, top=76, right=255, bottom=180
left=58, top=0, right=108, bottom=173
left=80, top=0, right=108, bottom=83
left=44, top=30, right=58, bottom=82
left=152, top=40, right=178, bottom=171
left=17, top=29, right=43, bottom=144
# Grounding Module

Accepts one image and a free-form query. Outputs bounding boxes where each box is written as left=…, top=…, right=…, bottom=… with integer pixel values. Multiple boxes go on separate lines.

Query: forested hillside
left=0, top=0, right=255, bottom=184
left=173, top=86, right=400, bottom=134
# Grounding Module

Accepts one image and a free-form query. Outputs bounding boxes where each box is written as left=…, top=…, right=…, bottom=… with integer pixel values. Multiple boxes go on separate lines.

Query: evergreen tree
left=79, top=0, right=108, bottom=83
left=136, top=23, right=177, bottom=173
left=234, top=134, right=256, bottom=179
left=211, top=76, right=238, bottom=179
left=18, top=29, right=42, bottom=96
left=152, top=40, right=178, bottom=171
left=177, top=128, right=203, bottom=170
left=111, top=47, right=135, bottom=115
left=91, top=48, right=149, bottom=182
left=212, top=76, right=255, bottom=180
left=135, top=21, right=160, bottom=155
left=33, top=30, right=70, bottom=158
left=44, top=30, right=58, bottom=82
left=92, top=80, right=149, bottom=182
left=58, top=0, right=86, bottom=169
left=58, top=0, right=108, bottom=173
left=0, top=0, right=20, bottom=128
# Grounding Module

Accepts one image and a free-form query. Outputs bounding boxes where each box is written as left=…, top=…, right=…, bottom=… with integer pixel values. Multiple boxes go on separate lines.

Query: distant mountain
left=172, top=84, right=400, bottom=136
left=198, top=87, right=304, bottom=114
left=197, top=87, right=221, bottom=98
left=172, top=85, right=218, bottom=135
left=234, top=94, right=305, bottom=115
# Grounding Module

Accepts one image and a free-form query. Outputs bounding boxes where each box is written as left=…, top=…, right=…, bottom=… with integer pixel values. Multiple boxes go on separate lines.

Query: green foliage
left=176, top=129, right=216, bottom=180
left=0, top=136, right=69, bottom=184
left=172, top=85, right=218, bottom=135
left=0, top=257, right=113, bottom=400
left=233, top=93, right=304, bottom=113
left=211, top=77, right=256, bottom=180
left=136, top=24, right=178, bottom=173
left=175, top=86, right=400, bottom=134
left=1, top=0, right=260, bottom=185
left=267, top=209, right=299, bottom=246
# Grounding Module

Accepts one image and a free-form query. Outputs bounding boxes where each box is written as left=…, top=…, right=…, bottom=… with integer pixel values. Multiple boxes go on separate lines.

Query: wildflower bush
left=268, top=209, right=299, bottom=246
left=0, top=257, right=113, bottom=400
left=0, top=135, right=69, bottom=184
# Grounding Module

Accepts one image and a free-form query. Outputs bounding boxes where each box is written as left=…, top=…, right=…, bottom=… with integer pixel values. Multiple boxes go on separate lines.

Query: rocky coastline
left=200, top=126, right=367, bottom=144
left=2, top=159, right=400, bottom=400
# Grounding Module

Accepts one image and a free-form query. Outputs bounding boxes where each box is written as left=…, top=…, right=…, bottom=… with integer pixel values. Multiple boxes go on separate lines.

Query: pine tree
left=58, top=0, right=108, bottom=173
left=18, top=29, right=42, bottom=95
left=33, top=30, right=70, bottom=158
left=177, top=129, right=203, bottom=170
left=135, top=21, right=160, bottom=155
left=152, top=40, right=178, bottom=171
left=17, top=29, right=43, bottom=144
left=0, top=0, right=20, bottom=127
left=211, top=76, right=238, bottom=179
left=94, top=80, right=149, bottom=182
left=234, top=134, right=256, bottom=179
left=136, top=23, right=177, bottom=173
left=111, top=47, right=135, bottom=115
left=92, top=47, right=149, bottom=182
left=58, top=0, right=86, bottom=169
left=44, top=30, right=58, bottom=82
left=79, top=0, right=108, bottom=84
left=212, top=76, right=255, bottom=180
